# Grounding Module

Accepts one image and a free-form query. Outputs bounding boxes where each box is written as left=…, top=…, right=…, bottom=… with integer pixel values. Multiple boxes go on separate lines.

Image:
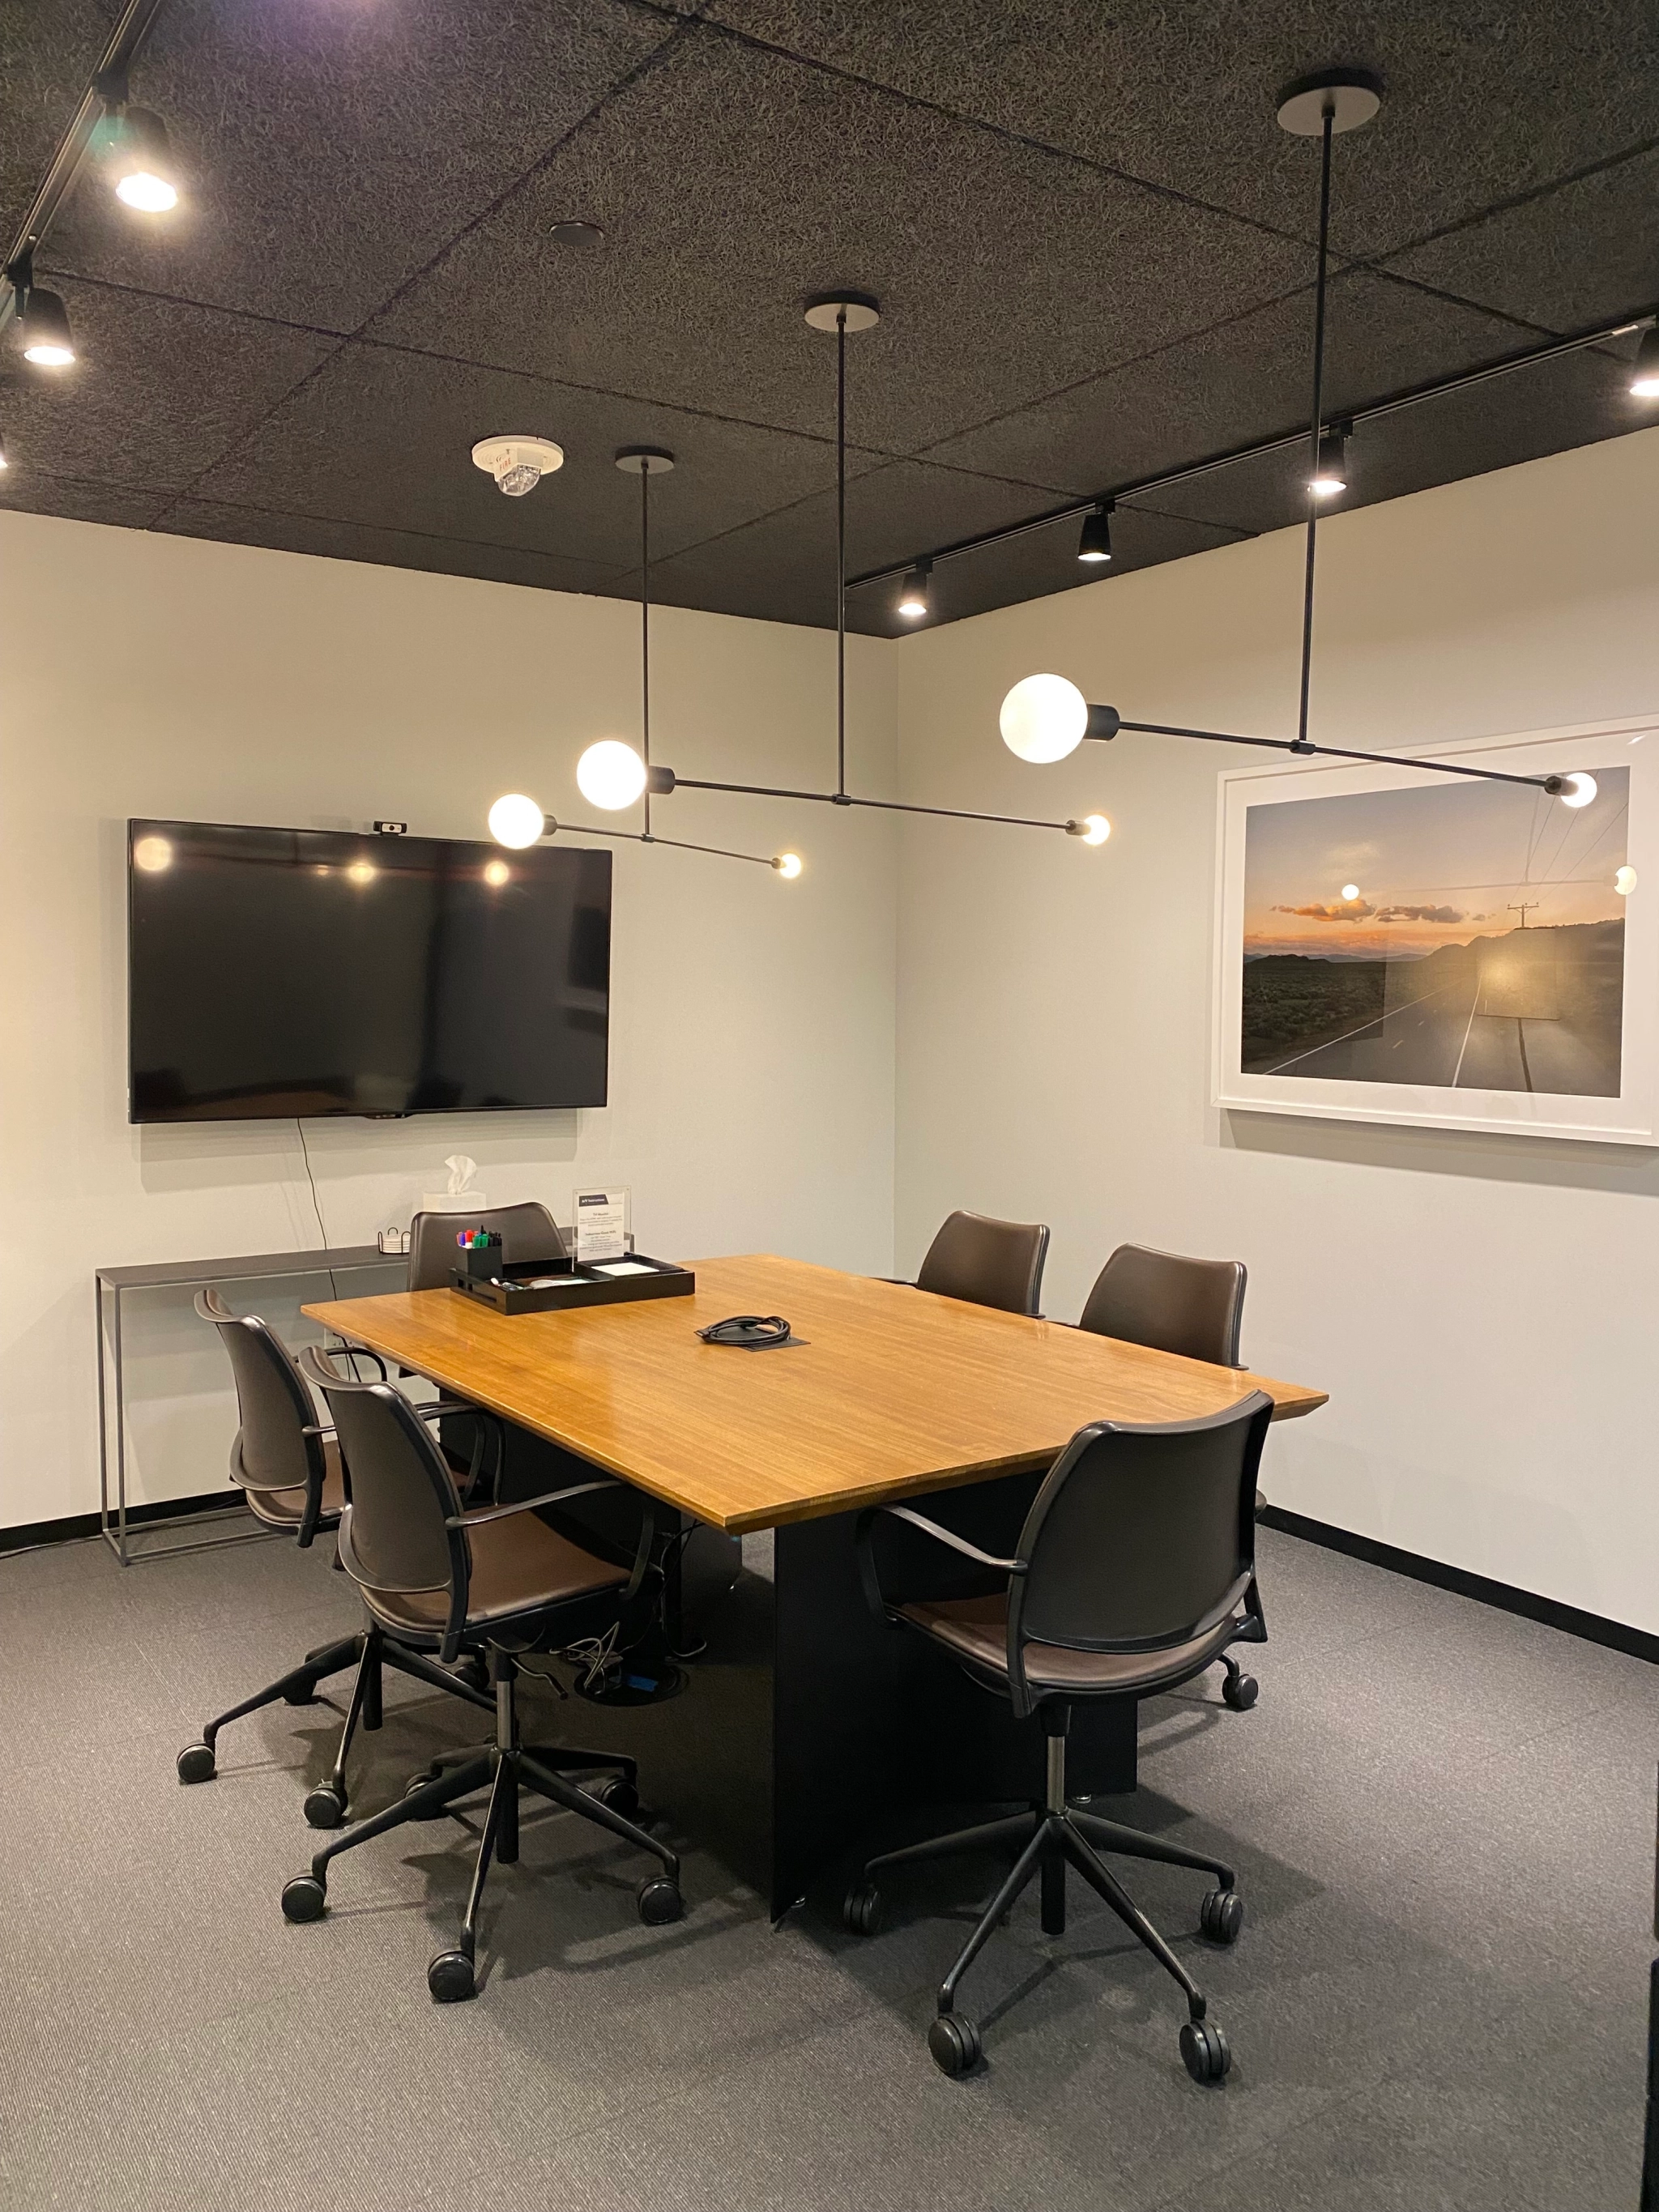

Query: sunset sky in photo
left=1243, top=765, right=1630, bottom=958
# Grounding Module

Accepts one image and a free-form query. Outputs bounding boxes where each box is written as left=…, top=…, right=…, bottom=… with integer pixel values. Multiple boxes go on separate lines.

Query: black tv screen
left=128, top=820, right=611, bottom=1122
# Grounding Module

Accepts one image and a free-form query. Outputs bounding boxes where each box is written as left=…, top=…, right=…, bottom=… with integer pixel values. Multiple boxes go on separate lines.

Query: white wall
left=0, top=514, right=897, bottom=1527
left=893, top=426, right=1659, bottom=1635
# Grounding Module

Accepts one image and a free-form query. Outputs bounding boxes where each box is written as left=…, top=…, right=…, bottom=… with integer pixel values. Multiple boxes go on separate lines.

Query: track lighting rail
left=0, top=0, right=170, bottom=331
left=847, top=309, right=1657, bottom=597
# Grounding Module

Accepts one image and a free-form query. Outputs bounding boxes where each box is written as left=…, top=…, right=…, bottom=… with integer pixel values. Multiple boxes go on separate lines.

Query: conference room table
left=305, top=1255, right=1327, bottom=1918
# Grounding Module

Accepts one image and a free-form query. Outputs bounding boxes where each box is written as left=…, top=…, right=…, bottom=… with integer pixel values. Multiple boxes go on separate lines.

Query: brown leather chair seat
left=901, top=1592, right=1243, bottom=1695
left=362, top=1515, right=628, bottom=1637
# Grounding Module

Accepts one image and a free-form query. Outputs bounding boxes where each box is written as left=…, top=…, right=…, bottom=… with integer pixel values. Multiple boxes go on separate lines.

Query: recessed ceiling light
left=548, top=221, right=604, bottom=248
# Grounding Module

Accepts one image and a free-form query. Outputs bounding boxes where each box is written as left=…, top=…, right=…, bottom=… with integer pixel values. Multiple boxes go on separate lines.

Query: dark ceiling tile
left=36, top=0, right=684, bottom=330
left=153, top=497, right=629, bottom=598
left=1380, top=147, right=1659, bottom=335
left=0, top=473, right=168, bottom=533
left=183, top=339, right=889, bottom=568
left=922, top=271, right=1536, bottom=493
left=365, top=28, right=1310, bottom=452
left=1149, top=346, right=1649, bottom=537
left=1, top=279, right=335, bottom=490
left=704, top=2, right=1659, bottom=259
left=0, top=2, right=113, bottom=232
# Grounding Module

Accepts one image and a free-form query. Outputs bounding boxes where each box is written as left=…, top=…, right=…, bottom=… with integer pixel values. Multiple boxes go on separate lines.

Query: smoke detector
left=471, top=434, right=565, bottom=497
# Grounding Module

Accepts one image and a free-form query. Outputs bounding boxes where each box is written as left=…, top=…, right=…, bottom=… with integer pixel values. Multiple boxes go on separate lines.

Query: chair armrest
left=417, top=1398, right=501, bottom=1423
left=880, top=1505, right=1025, bottom=1573
left=446, top=1478, right=620, bottom=1530
left=301, top=1422, right=337, bottom=1442
left=326, top=1343, right=388, bottom=1380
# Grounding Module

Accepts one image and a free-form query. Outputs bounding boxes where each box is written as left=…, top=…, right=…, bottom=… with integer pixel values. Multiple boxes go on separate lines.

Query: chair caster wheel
left=842, top=1882, right=882, bottom=1937
left=1179, top=2018, right=1231, bottom=2084
left=928, top=2012, right=982, bottom=2078
left=637, top=1876, right=684, bottom=1926
left=304, top=1784, right=347, bottom=1830
left=429, top=1948, right=476, bottom=2003
left=177, top=1741, right=215, bottom=1784
left=594, top=1775, right=639, bottom=1818
left=1222, top=1669, right=1258, bottom=1711
left=280, top=1873, right=327, bottom=1923
left=403, top=1772, right=448, bottom=1819
left=1200, top=1888, right=1244, bottom=1945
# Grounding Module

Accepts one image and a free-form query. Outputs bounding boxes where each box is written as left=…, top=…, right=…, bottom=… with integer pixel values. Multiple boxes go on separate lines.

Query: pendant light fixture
left=491, top=449, right=803, bottom=877
left=8, top=255, right=75, bottom=368
left=995, top=68, right=1596, bottom=814
left=565, top=294, right=1109, bottom=850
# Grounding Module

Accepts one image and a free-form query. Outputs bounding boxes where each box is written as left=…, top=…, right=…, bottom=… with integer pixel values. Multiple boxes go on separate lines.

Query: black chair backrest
left=299, top=1344, right=461, bottom=1595
left=1077, top=1243, right=1246, bottom=1367
left=915, top=1210, right=1049, bottom=1317
left=406, top=1200, right=566, bottom=1293
left=1005, top=1394, right=1273, bottom=1711
left=194, top=1287, right=329, bottom=1536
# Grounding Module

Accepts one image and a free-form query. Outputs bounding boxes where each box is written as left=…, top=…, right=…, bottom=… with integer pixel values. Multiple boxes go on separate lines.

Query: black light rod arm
left=1296, top=101, right=1336, bottom=752
left=668, top=774, right=1081, bottom=833
left=846, top=309, right=1655, bottom=594
left=1114, top=718, right=1559, bottom=792
left=0, top=0, right=168, bottom=324
left=546, top=821, right=776, bottom=867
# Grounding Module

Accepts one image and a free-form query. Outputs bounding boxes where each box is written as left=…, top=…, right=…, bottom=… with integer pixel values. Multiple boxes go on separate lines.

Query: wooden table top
left=303, top=1254, right=1327, bottom=1534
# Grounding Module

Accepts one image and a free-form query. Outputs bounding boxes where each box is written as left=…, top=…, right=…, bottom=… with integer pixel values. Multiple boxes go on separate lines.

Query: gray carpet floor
left=0, top=1519, right=1651, bottom=2211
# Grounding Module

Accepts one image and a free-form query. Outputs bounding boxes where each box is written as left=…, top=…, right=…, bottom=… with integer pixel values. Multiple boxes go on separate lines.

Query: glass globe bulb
left=1000, top=674, right=1088, bottom=764
left=577, top=740, right=647, bottom=811
left=1559, top=771, right=1597, bottom=809
left=1079, top=813, right=1111, bottom=846
left=1615, top=865, right=1638, bottom=896
left=1341, top=883, right=1360, bottom=901
left=487, top=792, right=546, bottom=848
left=774, top=852, right=804, bottom=879
left=117, top=171, right=177, bottom=211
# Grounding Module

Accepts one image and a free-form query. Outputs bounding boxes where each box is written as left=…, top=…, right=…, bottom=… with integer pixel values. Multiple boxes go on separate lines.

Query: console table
left=95, top=1244, right=403, bottom=1565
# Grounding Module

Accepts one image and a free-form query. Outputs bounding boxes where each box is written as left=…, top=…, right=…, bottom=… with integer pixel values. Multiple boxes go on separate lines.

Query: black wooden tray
left=449, top=1255, right=694, bottom=1315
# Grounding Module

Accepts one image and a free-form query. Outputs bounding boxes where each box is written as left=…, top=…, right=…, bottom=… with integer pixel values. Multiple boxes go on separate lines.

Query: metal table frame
left=95, top=1244, right=400, bottom=1566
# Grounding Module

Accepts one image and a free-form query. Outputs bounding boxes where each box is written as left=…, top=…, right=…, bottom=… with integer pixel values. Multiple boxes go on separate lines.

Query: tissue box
left=420, top=1191, right=488, bottom=1215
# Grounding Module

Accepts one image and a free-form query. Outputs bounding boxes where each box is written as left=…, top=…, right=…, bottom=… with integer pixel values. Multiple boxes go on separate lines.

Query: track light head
left=1631, top=325, right=1659, bottom=401
left=14, top=281, right=75, bottom=369
left=0, top=429, right=8, bottom=471
left=897, top=559, right=932, bottom=620
left=109, top=108, right=178, bottom=211
left=1308, top=424, right=1349, bottom=497
left=1077, top=502, right=1114, bottom=563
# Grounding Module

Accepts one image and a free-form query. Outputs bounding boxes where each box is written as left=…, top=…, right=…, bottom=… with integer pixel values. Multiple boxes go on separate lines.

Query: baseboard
left=1260, top=1503, right=1659, bottom=1668
left=0, top=1490, right=244, bottom=1556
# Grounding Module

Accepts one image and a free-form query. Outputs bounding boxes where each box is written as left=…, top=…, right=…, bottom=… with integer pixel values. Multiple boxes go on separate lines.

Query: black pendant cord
left=836, top=305, right=847, bottom=799
left=1294, top=101, right=1335, bottom=755
left=641, top=462, right=651, bottom=839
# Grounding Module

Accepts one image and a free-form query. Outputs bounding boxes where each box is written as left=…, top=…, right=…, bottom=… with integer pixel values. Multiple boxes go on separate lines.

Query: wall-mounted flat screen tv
left=128, top=820, right=611, bottom=1123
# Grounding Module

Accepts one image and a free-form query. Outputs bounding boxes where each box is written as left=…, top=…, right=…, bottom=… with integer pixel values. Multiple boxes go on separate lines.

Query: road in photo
left=1239, top=769, right=1629, bottom=1097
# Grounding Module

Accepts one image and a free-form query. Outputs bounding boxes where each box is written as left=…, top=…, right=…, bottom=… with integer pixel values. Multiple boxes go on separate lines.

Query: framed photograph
left=1213, top=717, right=1659, bottom=1144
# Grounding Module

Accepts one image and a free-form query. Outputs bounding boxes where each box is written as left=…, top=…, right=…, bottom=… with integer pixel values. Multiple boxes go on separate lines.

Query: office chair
left=177, top=1289, right=496, bottom=1828
left=405, top=1199, right=567, bottom=1291
left=1078, top=1243, right=1265, bottom=1712
left=406, top=1201, right=569, bottom=1494
left=280, top=1344, right=683, bottom=2002
left=907, top=1209, right=1050, bottom=1317
left=846, top=1393, right=1273, bottom=2083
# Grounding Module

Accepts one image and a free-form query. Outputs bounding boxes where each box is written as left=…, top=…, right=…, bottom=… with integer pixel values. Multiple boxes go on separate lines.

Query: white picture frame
left=1212, top=715, right=1659, bottom=1144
